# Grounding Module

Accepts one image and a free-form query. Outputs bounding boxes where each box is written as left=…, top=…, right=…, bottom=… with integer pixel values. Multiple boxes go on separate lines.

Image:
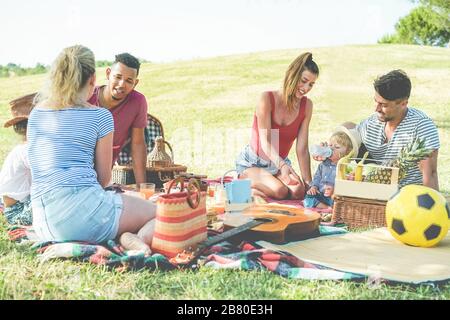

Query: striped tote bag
left=151, top=178, right=207, bottom=258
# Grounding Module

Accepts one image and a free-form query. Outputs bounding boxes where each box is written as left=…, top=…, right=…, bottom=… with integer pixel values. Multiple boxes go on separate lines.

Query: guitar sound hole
left=266, top=209, right=295, bottom=216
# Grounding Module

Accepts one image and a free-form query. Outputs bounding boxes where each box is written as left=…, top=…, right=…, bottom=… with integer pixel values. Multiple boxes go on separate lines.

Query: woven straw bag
left=151, top=177, right=207, bottom=258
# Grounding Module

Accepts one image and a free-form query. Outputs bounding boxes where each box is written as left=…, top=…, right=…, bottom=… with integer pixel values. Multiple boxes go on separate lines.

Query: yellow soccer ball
left=386, top=185, right=449, bottom=247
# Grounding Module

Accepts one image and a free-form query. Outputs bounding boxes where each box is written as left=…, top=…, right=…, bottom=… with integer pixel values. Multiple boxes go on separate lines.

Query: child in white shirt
left=0, top=93, right=35, bottom=225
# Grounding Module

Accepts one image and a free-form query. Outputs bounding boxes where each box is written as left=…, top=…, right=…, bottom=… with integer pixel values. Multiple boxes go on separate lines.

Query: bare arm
left=419, top=149, right=439, bottom=191
left=95, top=132, right=113, bottom=188
left=256, top=92, right=286, bottom=168
left=295, top=98, right=313, bottom=185
left=131, top=127, right=147, bottom=186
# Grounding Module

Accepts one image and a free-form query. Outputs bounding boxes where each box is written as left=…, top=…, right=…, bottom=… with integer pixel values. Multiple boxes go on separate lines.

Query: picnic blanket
left=259, top=228, right=450, bottom=284
left=6, top=224, right=362, bottom=280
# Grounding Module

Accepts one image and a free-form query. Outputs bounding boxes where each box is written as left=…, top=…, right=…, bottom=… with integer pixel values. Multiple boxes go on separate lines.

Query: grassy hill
left=0, top=44, right=449, bottom=299
left=1, top=44, right=449, bottom=191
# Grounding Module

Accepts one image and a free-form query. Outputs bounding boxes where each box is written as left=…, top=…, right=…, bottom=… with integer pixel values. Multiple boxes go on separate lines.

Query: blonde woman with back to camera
left=28, top=45, right=155, bottom=253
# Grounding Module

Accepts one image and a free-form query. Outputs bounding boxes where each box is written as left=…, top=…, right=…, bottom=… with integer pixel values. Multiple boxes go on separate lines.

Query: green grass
left=0, top=44, right=449, bottom=299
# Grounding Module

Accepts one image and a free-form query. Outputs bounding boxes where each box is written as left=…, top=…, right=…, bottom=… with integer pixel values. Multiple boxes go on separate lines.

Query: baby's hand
left=307, top=186, right=318, bottom=195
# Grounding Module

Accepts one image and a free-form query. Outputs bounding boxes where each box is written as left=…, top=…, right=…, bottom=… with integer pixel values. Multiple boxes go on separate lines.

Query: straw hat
left=4, top=92, right=37, bottom=128
left=333, top=125, right=362, bottom=157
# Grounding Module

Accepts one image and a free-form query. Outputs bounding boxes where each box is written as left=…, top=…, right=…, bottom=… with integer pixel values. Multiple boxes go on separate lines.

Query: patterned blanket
left=6, top=224, right=363, bottom=280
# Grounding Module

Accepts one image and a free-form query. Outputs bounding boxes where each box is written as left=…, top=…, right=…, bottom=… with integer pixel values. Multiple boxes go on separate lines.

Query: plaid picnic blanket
left=6, top=224, right=363, bottom=280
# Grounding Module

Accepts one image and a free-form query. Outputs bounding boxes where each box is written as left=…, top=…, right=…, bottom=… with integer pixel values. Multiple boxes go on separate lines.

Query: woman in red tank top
left=236, top=52, right=319, bottom=200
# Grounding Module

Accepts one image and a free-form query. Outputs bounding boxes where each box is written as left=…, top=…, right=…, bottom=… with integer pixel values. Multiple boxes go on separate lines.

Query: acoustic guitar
left=223, top=204, right=322, bottom=244
left=169, top=204, right=321, bottom=267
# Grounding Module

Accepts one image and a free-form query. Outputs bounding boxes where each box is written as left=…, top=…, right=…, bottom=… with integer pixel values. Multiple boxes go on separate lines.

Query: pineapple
left=364, top=137, right=431, bottom=185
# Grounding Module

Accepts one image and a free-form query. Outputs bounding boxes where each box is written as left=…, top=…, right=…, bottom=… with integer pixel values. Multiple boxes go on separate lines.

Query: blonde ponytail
left=37, top=45, right=95, bottom=109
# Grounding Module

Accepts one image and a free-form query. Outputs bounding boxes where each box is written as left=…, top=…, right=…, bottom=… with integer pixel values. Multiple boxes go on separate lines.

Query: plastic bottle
left=310, top=144, right=333, bottom=159
left=213, top=184, right=226, bottom=214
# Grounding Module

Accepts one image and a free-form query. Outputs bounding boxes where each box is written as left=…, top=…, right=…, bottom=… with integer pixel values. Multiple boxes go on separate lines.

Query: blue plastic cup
left=225, top=179, right=252, bottom=203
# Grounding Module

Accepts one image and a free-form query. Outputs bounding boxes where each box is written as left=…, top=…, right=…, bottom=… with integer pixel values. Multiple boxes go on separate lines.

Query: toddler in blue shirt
left=305, top=126, right=359, bottom=210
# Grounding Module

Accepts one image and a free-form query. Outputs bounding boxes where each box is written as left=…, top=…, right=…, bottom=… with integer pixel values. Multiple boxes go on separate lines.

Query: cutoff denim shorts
left=235, top=144, right=292, bottom=175
left=4, top=196, right=33, bottom=226
left=304, top=192, right=334, bottom=208
left=32, top=185, right=123, bottom=243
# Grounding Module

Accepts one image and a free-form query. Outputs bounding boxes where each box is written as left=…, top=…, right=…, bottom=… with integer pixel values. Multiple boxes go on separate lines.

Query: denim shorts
left=32, top=185, right=123, bottom=243
left=4, top=196, right=33, bottom=226
left=235, top=145, right=292, bottom=175
left=304, top=192, right=334, bottom=208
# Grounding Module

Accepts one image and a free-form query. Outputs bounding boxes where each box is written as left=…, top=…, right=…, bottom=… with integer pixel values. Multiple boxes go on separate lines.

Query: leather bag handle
left=166, top=176, right=185, bottom=194
left=166, top=177, right=201, bottom=209
left=186, top=178, right=201, bottom=209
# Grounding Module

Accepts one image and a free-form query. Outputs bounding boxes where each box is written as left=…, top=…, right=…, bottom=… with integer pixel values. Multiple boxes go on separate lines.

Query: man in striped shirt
left=347, top=70, right=440, bottom=190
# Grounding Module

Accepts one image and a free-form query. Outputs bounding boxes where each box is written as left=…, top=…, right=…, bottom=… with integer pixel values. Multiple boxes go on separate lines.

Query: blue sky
left=0, top=0, right=416, bottom=67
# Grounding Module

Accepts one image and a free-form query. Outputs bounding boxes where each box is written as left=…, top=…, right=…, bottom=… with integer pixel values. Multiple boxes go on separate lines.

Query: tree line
left=379, top=0, right=449, bottom=47
left=0, top=63, right=48, bottom=78
left=0, top=59, right=150, bottom=78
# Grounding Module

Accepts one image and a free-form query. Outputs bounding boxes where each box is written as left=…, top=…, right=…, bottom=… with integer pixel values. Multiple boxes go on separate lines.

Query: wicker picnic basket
left=331, top=155, right=398, bottom=229
left=112, top=164, right=188, bottom=188
left=332, top=196, right=387, bottom=229
left=111, top=113, right=187, bottom=188
left=115, top=114, right=165, bottom=165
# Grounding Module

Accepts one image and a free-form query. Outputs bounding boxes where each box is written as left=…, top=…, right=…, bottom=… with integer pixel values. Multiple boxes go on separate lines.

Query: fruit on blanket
left=386, top=185, right=449, bottom=247
left=364, top=137, right=431, bottom=184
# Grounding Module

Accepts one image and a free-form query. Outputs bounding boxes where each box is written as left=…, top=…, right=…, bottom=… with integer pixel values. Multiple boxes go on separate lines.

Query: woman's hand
left=279, top=164, right=292, bottom=185
left=279, top=164, right=301, bottom=186
left=307, top=186, right=318, bottom=195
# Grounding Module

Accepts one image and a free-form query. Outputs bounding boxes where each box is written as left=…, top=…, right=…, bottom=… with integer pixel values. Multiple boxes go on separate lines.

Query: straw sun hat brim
left=4, top=116, right=28, bottom=128
left=333, top=125, right=362, bottom=158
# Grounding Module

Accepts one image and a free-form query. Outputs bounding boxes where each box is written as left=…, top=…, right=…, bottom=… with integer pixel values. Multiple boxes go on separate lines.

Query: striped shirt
left=27, top=107, right=114, bottom=199
left=356, top=107, right=440, bottom=187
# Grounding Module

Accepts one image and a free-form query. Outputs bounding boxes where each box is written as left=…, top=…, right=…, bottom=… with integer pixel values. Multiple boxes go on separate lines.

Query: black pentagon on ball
left=446, top=202, right=450, bottom=219
left=424, top=224, right=442, bottom=241
left=417, top=193, right=435, bottom=210
left=391, top=219, right=406, bottom=235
